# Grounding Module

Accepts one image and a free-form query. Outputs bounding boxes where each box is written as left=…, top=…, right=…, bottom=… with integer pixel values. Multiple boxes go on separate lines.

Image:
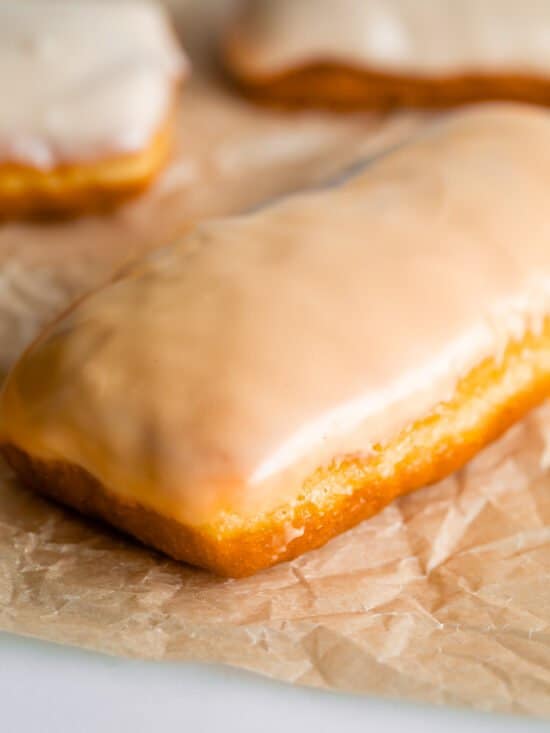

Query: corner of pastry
left=3, top=104, right=550, bottom=576
left=0, top=0, right=189, bottom=219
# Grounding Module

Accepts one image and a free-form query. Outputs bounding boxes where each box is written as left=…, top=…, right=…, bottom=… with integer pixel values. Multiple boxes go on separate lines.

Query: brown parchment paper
left=3, top=403, right=550, bottom=717
left=3, top=0, right=550, bottom=720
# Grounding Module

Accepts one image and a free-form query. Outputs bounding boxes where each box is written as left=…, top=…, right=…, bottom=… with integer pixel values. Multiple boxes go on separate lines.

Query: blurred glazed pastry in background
left=5, top=105, right=550, bottom=576
left=223, top=0, right=550, bottom=109
left=0, top=0, right=187, bottom=219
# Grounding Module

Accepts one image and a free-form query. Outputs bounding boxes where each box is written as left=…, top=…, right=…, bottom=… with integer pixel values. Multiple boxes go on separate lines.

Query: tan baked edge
left=3, top=321, right=550, bottom=577
left=0, top=103, right=178, bottom=220
left=223, top=60, right=550, bottom=110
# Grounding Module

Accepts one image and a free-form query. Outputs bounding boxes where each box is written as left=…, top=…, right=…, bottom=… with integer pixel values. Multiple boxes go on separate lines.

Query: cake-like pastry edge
left=3, top=320, right=550, bottom=577
left=0, top=107, right=179, bottom=220
left=224, top=61, right=550, bottom=110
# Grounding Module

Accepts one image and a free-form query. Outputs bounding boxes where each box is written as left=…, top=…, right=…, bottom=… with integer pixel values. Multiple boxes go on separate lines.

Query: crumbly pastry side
left=227, top=65, right=550, bottom=111
left=0, top=114, right=176, bottom=219
left=4, top=322, right=550, bottom=577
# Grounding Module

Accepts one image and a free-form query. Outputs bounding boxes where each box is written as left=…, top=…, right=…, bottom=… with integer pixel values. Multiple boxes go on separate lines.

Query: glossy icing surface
left=4, top=105, right=550, bottom=526
left=226, top=0, right=550, bottom=79
left=0, top=0, right=186, bottom=169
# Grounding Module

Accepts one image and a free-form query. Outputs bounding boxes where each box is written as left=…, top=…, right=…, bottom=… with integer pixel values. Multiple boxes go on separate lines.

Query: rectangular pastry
left=0, top=0, right=187, bottom=218
left=3, top=104, right=550, bottom=576
left=223, top=0, right=550, bottom=109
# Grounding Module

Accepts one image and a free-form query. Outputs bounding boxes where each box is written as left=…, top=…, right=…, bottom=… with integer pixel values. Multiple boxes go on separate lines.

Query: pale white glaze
left=226, top=0, right=550, bottom=79
left=3, top=105, right=550, bottom=526
left=0, top=0, right=187, bottom=169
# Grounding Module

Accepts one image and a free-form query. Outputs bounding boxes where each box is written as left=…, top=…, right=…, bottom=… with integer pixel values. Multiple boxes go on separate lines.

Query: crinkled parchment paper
left=3, top=404, right=550, bottom=717
left=3, top=0, right=550, bottom=720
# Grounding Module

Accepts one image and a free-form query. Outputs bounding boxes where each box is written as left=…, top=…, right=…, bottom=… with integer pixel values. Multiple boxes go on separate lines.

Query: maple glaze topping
left=226, top=0, right=550, bottom=80
left=0, top=0, right=186, bottom=169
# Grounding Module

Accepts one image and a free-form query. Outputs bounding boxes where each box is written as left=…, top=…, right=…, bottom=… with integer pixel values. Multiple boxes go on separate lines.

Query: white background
left=1, top=632, right=546, bottom=732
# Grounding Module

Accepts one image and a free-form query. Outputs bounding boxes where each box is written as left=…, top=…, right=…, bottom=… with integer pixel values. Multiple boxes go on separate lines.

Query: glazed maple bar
left=223, top=0, right=550, bottom=109
left=0, top=0, right=187, bottom=218
left=3, top=105, right=550, bottom=575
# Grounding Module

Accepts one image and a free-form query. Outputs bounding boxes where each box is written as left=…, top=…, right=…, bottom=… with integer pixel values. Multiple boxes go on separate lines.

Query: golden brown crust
left=0, top=113, right=176, bottom=221
left=226, top=62, right=550, bottom=110
left=4, top=323, right=550, bottom=577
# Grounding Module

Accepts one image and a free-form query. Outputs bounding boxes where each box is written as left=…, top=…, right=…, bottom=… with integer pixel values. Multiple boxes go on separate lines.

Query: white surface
left=0, top=632, right=546, bottom=733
